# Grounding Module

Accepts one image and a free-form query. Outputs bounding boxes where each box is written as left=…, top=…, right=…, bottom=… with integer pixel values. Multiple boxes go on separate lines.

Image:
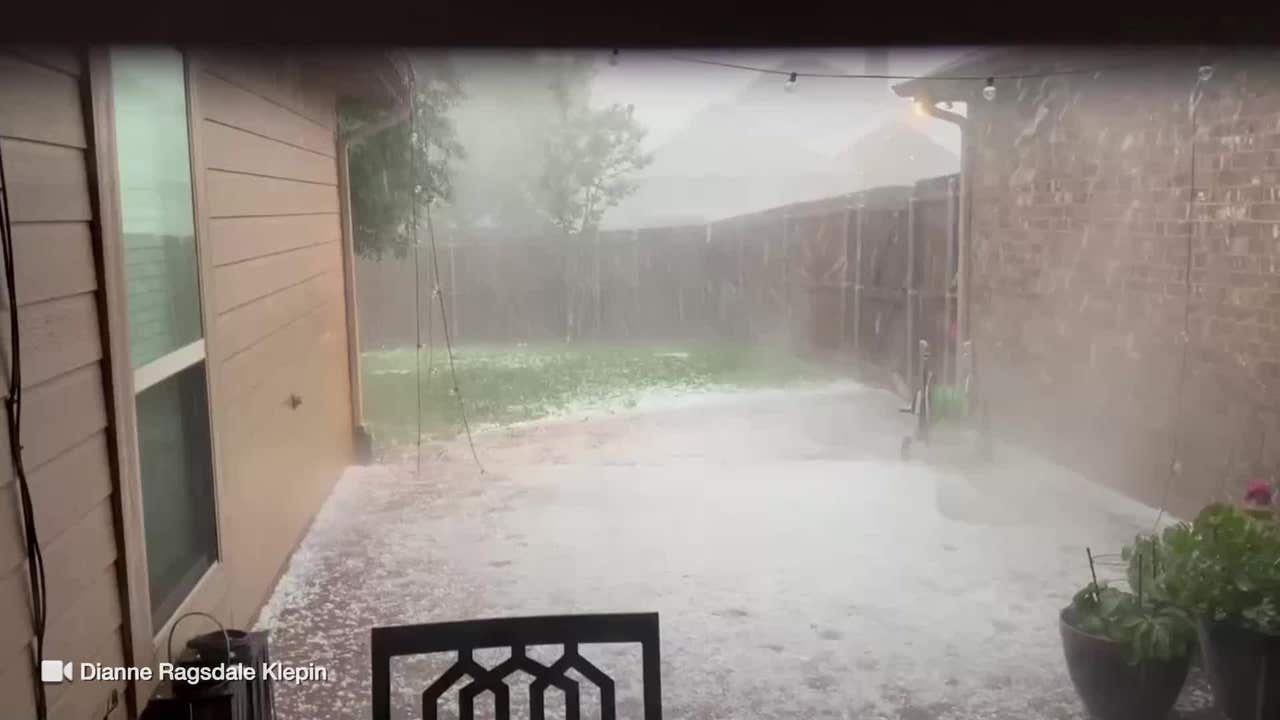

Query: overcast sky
left=589, top=48, right=974, bottom=154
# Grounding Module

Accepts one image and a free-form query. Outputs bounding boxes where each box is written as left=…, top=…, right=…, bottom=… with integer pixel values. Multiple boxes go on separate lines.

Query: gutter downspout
left=917, top=99, right=972, bottom=381
left=337, top=107, right=411, bottom=462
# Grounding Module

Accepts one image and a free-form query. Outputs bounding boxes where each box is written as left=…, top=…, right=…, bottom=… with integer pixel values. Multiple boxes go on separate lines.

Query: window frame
left=89, top=46, right=230, bottom=709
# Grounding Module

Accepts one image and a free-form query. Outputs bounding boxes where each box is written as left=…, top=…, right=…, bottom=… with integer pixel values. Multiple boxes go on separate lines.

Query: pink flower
left=1244, top=479, right=1274, bottom=506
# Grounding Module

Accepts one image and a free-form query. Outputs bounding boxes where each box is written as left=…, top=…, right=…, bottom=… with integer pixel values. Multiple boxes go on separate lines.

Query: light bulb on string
left=784, top=72, right=798, bottom=93
left=982, top=78, right=996, bottom=101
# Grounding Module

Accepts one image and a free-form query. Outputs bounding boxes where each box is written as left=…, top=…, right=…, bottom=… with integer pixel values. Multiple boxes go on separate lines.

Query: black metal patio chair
left=370, top=612, right=662, bottom=720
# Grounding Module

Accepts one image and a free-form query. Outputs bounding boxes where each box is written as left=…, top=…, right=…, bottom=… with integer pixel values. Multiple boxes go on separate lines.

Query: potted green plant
left=1158, top=499, right=1280, bottom=719
left=1060, top=544, right=1196, bottom=720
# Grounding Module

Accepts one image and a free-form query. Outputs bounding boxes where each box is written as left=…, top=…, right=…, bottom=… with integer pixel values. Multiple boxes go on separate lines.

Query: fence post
left=839, top=200, right=851, bottom=350
left=906, top=196, right=918, bottom=388
left=594, top=227, right=602, bottom=339
left=738, top=216, right=747, bottom=339
left=851, top=202, right=865, bottom=357
left=704, top=222, right=714, bottom=336
left=632, top=228, right=640, bottom=340
left=448, top=239, right=459, bottom=343
left=782, top=210, right=792, bottom=333
left=944, top=175, right=958, bottom=386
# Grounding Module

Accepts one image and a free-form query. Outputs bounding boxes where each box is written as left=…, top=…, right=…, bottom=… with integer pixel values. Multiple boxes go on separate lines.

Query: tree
left=535, top=61, right=652, bottom=236
left=343, top=56, right=465, bottom=260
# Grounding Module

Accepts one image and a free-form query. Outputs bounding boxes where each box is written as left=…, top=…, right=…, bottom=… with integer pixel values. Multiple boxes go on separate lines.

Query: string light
left=662, top=53, right=1173, bottom=82
left=982, top=77, right=996, bottom=101
left=784, top=72, right=798, bottom=93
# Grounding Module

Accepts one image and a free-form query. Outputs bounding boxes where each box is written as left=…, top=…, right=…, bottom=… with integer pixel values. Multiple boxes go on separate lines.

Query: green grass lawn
left=361, top=342, right=832, bottom=446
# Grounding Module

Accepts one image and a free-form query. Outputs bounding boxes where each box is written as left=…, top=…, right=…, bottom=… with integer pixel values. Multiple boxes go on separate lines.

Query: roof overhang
left=891, top=46, right=1193, bottom=102
left=300, top=48, right=410, bottom=111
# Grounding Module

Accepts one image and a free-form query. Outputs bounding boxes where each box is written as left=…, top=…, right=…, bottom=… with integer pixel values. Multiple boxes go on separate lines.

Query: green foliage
left=536, top=60, right=651, bottom=235
left=1069, top=582, right=1196, bottom=665
left=1123, top=534, right=1166, bottom=603
left=1157, top=503, right=1280, bottom=635
left=343, top=58, right=465, bottom=261
left=361, top=343, right=830, bottom=446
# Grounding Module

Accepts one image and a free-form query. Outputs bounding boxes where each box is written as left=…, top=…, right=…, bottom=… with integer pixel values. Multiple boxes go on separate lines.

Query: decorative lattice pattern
left=371, top=613, right=662, bottom=720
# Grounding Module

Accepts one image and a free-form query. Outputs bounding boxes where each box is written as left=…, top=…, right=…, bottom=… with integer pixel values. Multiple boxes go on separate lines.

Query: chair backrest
left=370, top=612, right=661, bottom=720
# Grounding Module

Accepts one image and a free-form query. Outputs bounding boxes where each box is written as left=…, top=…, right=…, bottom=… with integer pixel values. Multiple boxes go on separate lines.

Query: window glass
left=111, top=47, right=203, bottom=368
left=136, top=362, right=218, bottom=628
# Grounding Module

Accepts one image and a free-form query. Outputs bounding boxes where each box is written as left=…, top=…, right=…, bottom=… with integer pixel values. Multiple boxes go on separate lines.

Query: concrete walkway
left=255, top=381, right=1220, bottom=719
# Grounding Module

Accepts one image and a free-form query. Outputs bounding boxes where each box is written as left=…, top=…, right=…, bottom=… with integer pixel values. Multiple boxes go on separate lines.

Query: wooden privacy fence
left=356, top=173, right=961, bottom=384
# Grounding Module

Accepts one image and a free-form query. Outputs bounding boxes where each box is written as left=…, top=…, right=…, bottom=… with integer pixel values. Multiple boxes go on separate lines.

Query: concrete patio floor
left=254, top=381, right=1222, bottom=719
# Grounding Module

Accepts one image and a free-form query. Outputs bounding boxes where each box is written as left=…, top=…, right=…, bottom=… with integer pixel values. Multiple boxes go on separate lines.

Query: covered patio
left=254, top=381, right=1221, bottom=719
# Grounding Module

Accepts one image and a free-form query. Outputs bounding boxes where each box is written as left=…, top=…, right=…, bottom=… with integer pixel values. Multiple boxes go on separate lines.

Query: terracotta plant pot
left=1198, top=618, right=1280, bottom=720
left=1060, top=608, right=1190, bottom=720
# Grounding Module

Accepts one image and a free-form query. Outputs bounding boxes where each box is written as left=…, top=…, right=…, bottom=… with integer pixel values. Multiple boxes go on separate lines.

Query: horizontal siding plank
left=0, top=364, right=108, bottom=474
left=0, top=55, right=86, bottom=148
left=49, top=628, right=126, bottom=720
left=197, top=71, right=335, bottom=157
left=0, top=139, right=91, bottom=222
left=32, top=434, right=114, bottom=544
left=0, top=641, right=39, bottom=719
left=208, top=213, right=341, bottom=267
left=217, top=270, right=343, bottom=360
left=3, top=46, right=81, bottom=76
left=0, top=561, right=120, bottom=678
left=297, top=80, right=338, bottom=131
left=39, top=501, right=118, bottom=623
left=46, top=565, right=122, bottom=665
left=0, top=433, right=112, bottom=576
left=202, top=119, right=337, bottom=185
left=206, top=170, right=339, bottom=218
left=224, top=313, right=350, bottom=623
left=0, top=500, right=117, bottom=670
left=4, top=223, right=97, bottom=305
left=214, top=239, right=341, bottom=313
left=220, top=298, right=344, bottom=403
left=0, top=293, right=103, bottom=389
left=200, top=53, right=336, bottom=131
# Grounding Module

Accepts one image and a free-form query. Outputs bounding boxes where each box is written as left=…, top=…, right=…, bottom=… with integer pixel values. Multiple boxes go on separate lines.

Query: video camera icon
left=41, top=660, right=74, bottom=683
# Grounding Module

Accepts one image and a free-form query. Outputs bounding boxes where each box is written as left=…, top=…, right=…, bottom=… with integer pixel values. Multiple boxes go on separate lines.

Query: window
left=110, top=47, right=218, bottom=629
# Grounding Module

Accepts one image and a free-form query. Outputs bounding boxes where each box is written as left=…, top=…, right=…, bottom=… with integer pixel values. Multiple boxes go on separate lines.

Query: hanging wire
left=1151, top=61, right=1213, bottom=533
left=424, top=195, right=484, bottom=474
left=407, top=67, right=425, bottom=477
left=1, top=128, right=49, bottom=720
left=407, top=57, right=485, bottom=475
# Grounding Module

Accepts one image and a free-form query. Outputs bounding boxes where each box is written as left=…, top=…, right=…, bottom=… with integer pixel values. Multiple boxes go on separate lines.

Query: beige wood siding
left=0, top=48, right=129, bottom=720
left=193, top=53, right=354, bottom=628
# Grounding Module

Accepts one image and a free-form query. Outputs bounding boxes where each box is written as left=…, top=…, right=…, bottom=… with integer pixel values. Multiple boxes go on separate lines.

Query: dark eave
left=302, top=48, right=410, bottom=110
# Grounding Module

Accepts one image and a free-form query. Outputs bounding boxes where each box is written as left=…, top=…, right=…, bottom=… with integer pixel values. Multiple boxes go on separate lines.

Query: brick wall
left=965, top=53, right=1280, bottom=517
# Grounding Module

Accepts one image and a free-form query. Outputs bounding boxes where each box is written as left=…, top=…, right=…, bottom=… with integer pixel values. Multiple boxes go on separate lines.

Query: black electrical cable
left=1, top=134, right=50, bottom=720
left=659, top=53, right=1169, bottom=82
left=410, top=104, right=424, bottom=477
left=1152, top=63, right=1212, bottom=534
left=406, top=58, right=484, bottom=475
